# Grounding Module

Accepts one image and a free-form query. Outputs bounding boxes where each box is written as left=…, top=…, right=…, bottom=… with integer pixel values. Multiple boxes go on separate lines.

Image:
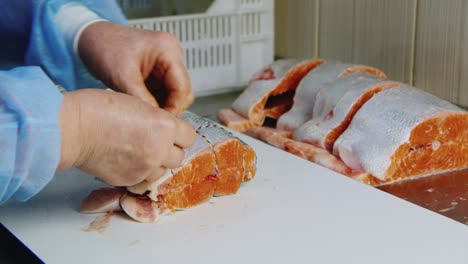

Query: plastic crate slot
left=210, top=46, right=214, bottom=67
left=221, top=44, right=225, bottom=65
left=198, top=48, right=202, bottom=68
left=216, top=45, right=220, bottom=66
left=185, top=49, right=190, bottom=69
left=204, top=48, right=208, bottom=67
left=191, top=47, right=195, bottom=69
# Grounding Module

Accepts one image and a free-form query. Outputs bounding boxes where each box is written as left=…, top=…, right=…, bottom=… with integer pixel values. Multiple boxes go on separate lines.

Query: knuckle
left=160, top=32, right=179, bottom=43
left=154, top=32, right=180, bottom=47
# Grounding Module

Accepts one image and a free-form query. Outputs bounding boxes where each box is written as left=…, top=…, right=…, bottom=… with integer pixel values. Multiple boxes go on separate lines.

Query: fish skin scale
left=292, top=72, right=398, bottom=151
left=249, top=59, right=301, bottom=83
left=277, top=63, right=385, bottom=131
left=278, top=63, right=354, bottom=131
left=232, top=79, right=280, bottom=122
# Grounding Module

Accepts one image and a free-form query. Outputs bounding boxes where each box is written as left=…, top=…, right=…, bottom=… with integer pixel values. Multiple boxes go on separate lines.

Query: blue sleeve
left=0, top=67, right=63, bottom=203
left=0, top=1, right=127, bottom=203
left=25, top=0, right=128, bottom=90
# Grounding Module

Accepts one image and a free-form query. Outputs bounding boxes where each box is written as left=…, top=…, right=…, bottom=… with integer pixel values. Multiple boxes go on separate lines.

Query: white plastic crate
left=119, top=0, right=274, bottom=96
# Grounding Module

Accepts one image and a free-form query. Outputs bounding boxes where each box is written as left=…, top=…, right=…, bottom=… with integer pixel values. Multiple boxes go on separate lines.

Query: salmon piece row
left=277, top=62, right=386, bottom=131
left=80, top=112, right=257, bottom=223
left=333, top=86, right=468, bottom=182
left=219, top=59, right=325, bottom=131
left=293, top=72, right=402, bottom=151
left=222, top=59, right=467, bottom=186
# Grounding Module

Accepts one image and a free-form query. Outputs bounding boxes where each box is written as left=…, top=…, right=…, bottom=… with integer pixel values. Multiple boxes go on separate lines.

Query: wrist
left=58, top=91, right=83, bottom=170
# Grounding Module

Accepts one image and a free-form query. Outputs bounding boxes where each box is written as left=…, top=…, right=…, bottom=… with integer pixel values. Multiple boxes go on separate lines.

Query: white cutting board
left=0, top=133, right=467, bottom=264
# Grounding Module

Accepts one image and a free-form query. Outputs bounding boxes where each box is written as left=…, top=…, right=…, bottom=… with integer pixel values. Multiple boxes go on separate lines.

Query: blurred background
left=275, top=0, right=468, bottom=109
left=116, top=0, right=468, bottom=108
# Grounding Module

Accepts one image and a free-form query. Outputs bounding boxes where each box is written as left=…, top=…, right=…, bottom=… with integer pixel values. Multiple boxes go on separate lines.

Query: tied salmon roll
left=80, top=112, right=257, bottom=223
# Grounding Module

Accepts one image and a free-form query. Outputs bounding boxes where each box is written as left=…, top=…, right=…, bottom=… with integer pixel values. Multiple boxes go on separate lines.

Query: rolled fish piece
left=223, top=59, right=325, bottom=131
left=333, top=86, right=468, bottom=182
left=128, top=134, right=217, bottom=209
left=277, top=63, right=386, bottom=131
left=293, top=72, right=402, bottom=152
left=81, top=112, right=257, bottom=223
left=80, top=188, right=126, bottom=214
left=128, top=112, right=258, bottom=208
left=181, top=112, right=257, bottom=195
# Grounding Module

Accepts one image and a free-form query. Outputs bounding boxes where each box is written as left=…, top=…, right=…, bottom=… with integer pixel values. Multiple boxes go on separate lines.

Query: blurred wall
left=275, top=0, right=468, bottom=108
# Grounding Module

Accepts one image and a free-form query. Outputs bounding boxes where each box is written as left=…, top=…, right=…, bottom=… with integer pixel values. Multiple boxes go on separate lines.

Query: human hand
left=78, top=21, right=193, bottom=116
left=58, top=89, right=197, bottom=186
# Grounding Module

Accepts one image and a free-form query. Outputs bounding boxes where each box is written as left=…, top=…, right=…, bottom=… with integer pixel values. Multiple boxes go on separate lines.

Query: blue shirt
left=0, top=0, right=127, bottom=203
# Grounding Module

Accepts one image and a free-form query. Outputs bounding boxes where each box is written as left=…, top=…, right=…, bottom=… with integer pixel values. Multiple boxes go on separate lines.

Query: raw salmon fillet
left=293, top=72, right=401, bottom=151
left=333, top=86, right=468, bottom=182
left=80, top=188, right=126, bottom=214
left=81, top=112, right=257, bottom=223
left=221, top=59, right=324, bottom=131
left=277, top=63, right=386, bottom=131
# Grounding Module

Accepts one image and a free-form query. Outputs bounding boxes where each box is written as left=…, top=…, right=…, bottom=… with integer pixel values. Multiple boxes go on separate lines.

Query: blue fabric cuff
left=25, top=0, right=128, bottom=90
left=54, top=2, right=106, bottom=89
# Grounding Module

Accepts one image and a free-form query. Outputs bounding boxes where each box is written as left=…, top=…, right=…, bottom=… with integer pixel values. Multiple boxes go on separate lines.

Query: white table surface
left=0, top=132, right=467, bottom=264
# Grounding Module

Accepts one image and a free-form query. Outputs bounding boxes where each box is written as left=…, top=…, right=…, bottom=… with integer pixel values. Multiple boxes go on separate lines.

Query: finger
left=127, top=86, right=160, bottom=108
left=162, top=146, right=185, bottom=168
left=119, top=69, right=160, bottom=108
left=153, top=60, right=194, bottom=116
left=174, top=119, right=197, bottom=148
left=145, top=167, right=169, bottom=183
